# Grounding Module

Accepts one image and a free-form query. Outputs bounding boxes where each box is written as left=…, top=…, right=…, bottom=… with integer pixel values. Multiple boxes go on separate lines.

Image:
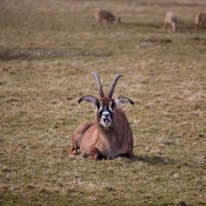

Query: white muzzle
left=101, top=111, right=111, bottom=128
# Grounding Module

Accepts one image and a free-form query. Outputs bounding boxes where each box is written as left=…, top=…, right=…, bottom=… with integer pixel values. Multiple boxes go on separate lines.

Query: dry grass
left=0, top=0, right=206, bottom=206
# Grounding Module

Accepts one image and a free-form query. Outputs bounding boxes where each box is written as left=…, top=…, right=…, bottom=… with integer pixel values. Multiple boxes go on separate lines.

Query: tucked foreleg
left=69, top=122, right=94, bottom=155
left=84, top=147, right=103, bottom=160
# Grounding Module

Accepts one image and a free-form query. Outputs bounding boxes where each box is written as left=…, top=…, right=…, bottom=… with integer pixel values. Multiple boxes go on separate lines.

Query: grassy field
left=0, top=0, right=206, bottom=205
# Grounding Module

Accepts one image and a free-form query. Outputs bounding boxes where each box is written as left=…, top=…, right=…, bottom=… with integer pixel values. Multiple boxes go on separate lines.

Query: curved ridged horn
left=108, top=75, right=123, bottom=98
left=92, top=72, right=104, bottom=98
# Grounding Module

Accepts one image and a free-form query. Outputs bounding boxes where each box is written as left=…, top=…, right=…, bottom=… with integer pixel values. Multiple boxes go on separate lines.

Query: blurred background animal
left=164, top=12, right=178, bottom=32
left=194, top=12, right=206, bottom=30
left=95, top=9, right=121, bottom=24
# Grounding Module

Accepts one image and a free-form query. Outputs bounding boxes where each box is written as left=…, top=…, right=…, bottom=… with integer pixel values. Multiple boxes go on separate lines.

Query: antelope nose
left=103, top=111, right=110, bottom=118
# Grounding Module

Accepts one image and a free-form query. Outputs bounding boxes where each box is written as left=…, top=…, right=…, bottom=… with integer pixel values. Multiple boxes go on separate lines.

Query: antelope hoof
left=69, top=147, right=78, bottom=155
left=84, top=153, right=103, bottom=161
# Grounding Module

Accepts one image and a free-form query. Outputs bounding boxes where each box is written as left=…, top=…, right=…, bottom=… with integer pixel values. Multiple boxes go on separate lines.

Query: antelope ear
left=115, top=96, right=134, bottom=108
left=78, top=95, right=99, bottom=106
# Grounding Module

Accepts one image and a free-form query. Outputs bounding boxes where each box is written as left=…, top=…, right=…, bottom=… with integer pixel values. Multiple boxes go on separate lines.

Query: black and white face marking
left=98, top=101, right=115, bottom=128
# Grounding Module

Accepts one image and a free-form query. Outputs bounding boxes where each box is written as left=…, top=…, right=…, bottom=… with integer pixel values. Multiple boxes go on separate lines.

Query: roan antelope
left=95, top=9, right=121, bottom=24
left=194, top=12, right=206, bottom=30
left=70, top=72, right=134, bottom=160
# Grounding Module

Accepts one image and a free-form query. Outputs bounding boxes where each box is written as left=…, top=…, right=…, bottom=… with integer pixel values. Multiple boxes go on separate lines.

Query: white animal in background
left=164, top=12, right=178, bottom=32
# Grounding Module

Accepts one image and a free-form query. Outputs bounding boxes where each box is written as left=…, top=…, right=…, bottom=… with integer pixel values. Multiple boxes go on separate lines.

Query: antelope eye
left=109, top=101, right=115, bottom=112
left=97, top=101, right=103, bottom=112
left=96, top=101, right=100, bottom=110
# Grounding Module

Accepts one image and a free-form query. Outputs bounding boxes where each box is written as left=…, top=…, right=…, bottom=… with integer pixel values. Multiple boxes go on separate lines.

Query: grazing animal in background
left=70, top=72, right=134, bottom=160
left=164, top=12, right=178, bottom=32
left=194, top=12, right=206, bottom=30
left=95, top=9, right=121, bottom=24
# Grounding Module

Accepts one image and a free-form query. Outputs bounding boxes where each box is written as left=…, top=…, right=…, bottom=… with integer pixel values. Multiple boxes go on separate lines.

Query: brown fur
left=95, top=9, right=121, bottom=24
left=69, top=122, right=94, bottom=155
left=194, top=12, right=206, bottom=30
left=70, top=94, right=134, bottom=160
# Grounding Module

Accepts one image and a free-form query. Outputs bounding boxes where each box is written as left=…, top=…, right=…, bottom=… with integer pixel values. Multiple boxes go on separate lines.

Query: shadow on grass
left=0, top=49, right=112, bottom=61
left=121, top=22, right=163, bottom=29
left=131, top=155, right=174, bottom=165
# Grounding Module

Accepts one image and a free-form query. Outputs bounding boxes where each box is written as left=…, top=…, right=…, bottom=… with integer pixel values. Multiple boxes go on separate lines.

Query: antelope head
left=78, top=72, right=134, bottom=129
